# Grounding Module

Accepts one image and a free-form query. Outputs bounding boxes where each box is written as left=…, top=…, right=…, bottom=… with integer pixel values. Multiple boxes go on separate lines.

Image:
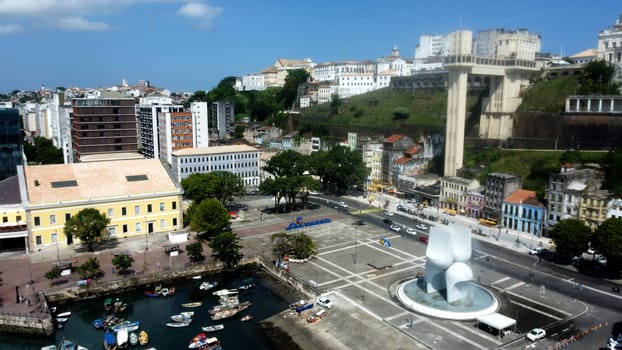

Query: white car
left=316, top=296, right=333, bottom=309
left=390, top=224, right=401, bottom=232
left=405, top=228, right=417, bottom=236
left=528, top=247, right=543, bottom=255
left=587, top=247, right=596, bottom=255
left=526, top=328, right=546, bottom=341
left=596, top=255, right=607, bottom=264
left=383, top=211, right=394, bottom=216
left=415, top=223, right=428, bottom=231
left=337, top=201, right=348, bottom=208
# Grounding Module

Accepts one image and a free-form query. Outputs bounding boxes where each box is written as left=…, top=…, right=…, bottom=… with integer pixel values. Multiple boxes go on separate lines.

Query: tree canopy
left=186, top=241, right=204, bottom=262
left=64, top=208, right=110, bottom=251
left=578, top=60, right=620, bottom=95
left=549, top=218, right=591, bottom=259
left=23, top=137, right=64, bottom=164
left=209, top=231, right=243, bottom=270
left=76, top=257, right=102, bottom=279
left=188, top=198, right=231, bottom=238
left=310, top=146, right=368, bottom=194
left=112, top=254, right=134, bottom=274
left=593, top=217, right=622, bottom=275
left=181, top=171, right=245, bottom=205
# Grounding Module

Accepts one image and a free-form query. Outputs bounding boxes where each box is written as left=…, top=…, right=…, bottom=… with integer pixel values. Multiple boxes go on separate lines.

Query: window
left=16, top=215, right=22, bottom=222
left=134, top=205, right=140, bottom=214
left=147, top=204, right=152, bottom=213
left=65, top=213, right=71, bottom=222
left=36, top=235, right=42, bottom=245
left=34, top=216, right=40, bottom=226
left=122, top=224, right=128, bottom=233
left=172, top=201, right=177, bottom=210
left=2, top=216, right=6, bottom=223
left=160, top=202, right=165, bottom=211
left=51, top=232, right=58, bottom=243
left=108, top=208, right=114, bottom=218
left=108, top=226, right=116, bottom=236
left=50, top=214, right=56, bottom=224
left=172, top=218, right=178, bottom=226
left=122, top=207, right=127, bottom=216
left=160, top=219, right=166, bottom=228
left=136, top=223, right=142, bottom=232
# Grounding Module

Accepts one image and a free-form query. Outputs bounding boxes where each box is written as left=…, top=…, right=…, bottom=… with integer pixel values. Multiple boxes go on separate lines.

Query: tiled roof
left=570, top=49, right=597, bottom=58
left=522, top=196, right=544, bottom=207
left=384, top=134, right=404, bottom=143
left=504, top=189, right=537, bottom=204
left=25, top=159, right=180, bottom=205
left=394, top=157, right=412, bottom=165
left=405, top=145, right=422, bottom=155
left=173, top=144, right=259, bottom=156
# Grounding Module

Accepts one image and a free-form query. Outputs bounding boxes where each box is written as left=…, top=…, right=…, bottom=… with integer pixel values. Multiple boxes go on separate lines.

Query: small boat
left=240, top=314, right=252, bottom=322
left=188, top=332, right=209, bottom=349
left=117, top=328, right=129, bottom=349
left=192, top=275, right=202, bottom=280
left=93, top=318, right=104, bottom=329
left=160, top=288, right=169, bottom=297
left=171, top=315, right=192, bottom=323
left=181, top=301, right=202, bottom=308
left=180, top=311, right=194, bottom=318
left=199, top=281, right=218, bottom=291
left=138, top=330, right=149, bottom=345
left=166, top=321, right=191, bottom=328
left=49, top=306, right=57, bottom=313
left=111, top=320, right=140, bottom=333
left=213, top=288, right=237, bottom=296
left=238, top=283, right=256, bottom=290
left=129, top=331, right=138, bottom=346
left=103, top=332, right=117, bottom=350
left=56, top=311, right=72, bottom=318
left=202, top=324, right=224, bottom=332
left=144, top=290, right=160, bottom=297
left=56, top=317, right=69, bottom=323
left=41, top=346, right=57, bottom=350
left=168, top=287, right=176, bottom=296
left=58, top=337, right=77, bottom=350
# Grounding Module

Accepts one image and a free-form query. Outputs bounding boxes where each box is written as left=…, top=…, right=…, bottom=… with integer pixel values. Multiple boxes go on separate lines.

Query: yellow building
left=23, top=159, right=184, bottom=250
left=578, top=189, right=610, bottom=231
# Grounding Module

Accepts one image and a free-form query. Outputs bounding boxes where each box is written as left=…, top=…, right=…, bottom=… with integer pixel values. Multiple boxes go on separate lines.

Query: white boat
left=202, top=324, right=224, bottom=332
left=170, top=314, right=192, bottom=323
left=160, top=288, right=169, bottom=297
left=166, top=321, right=191, bottom=328
left=56, top=317, right=69, bottom=323
left=111, top=320, right=140, bottom=333
left=199, top=281, right=218, bottom=291
left=212, top=288, right=237, bottom=296
left=192, top=275, right=202, bottom=280
left=56, top=311, right=72, bottom=318
left=129, top=331, right=138, bottom=346
left=117, top=328, right=128, bottom=349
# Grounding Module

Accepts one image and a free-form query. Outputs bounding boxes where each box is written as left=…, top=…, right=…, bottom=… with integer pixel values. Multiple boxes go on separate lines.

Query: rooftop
left=172, top=144, right=259, bottom=156
left=0, top=175, right=21, bottom=205
left=384, top=134, right=404, bottom=143
left=24, top=159, right=180, bottom=205
left=504, top=189, right=537, bottom=204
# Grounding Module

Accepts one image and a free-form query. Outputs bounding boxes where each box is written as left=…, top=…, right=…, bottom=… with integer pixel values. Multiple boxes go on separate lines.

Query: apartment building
left=501, top=189, right=546, bottom=237
left=71, top=97, right=138, bottom=161
left=484, top=173, right=522, bottom=221
left=171, top=144, right=260, bottom=187
left=440, top=176, right=481, bottom=214
left=546, top=166, right=599, bottom=228
left=0, top=107, right=22, bottom=179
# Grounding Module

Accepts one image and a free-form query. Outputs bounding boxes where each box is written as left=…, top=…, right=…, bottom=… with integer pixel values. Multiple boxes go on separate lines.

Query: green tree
left=593, top=217, right=622, bottom=275
left=310, top=146, right=368, bottom=194
left=262, top=150, right=320, bottom=210
left=186, top=241, right=204, bottom=262
left=330, top=94, right=342, bottom=115
left=76, top=257, right=102, bottom=279
left=289, top=233, right=316, bottom=259
left=549, top=219, right=591, bottom=259
left=271, top=232, right=293, bottom=258
left=233, top=125, right=245, bottom=139
left=578, top=60, right=620, bottom=95
left=209, top=231, right=243, bottom=270
left=181, top=171, right=245, bottom=205
left=392, top=107, right=410, bottom=120
left=23, top=137, right=64, bottom=164
left=189, top=198, right=231, bottom=238
left=279, top=69, right=310, bottom=109
left=111, top=254, right=134, bottom=274
left=64, top=208, right=111, bottom=251
left=44, top=265, right=62, bottom=284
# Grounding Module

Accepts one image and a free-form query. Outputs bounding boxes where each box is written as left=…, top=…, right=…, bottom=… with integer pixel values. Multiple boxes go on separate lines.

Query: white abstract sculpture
left=425, top=226, right=474, bottom=305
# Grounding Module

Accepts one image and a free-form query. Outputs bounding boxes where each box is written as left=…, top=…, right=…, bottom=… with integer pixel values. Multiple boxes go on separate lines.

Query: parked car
left=528, top=247, right=543, bottom=255
left=383, top=211, right=394, bottom=216
left=337, top=201, right=348, bottom=208
left=390, top=224, right=401, bottom=232
left=316, top=296, right=333, bottom=309
left=526, top=328, right=546, bottom=341
left=418, top=235, right=429, bottom=244
left=415, top=223, right=428, bottom=231
left=595, top=255, right=607, bottom=264
left=405, top=228, right=417, bottom=236
left=382, top=218, right=393, bottom=225
left=587, top=247, right=596, bottom=255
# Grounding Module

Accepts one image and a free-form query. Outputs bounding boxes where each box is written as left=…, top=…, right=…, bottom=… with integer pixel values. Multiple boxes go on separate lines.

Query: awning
left=477, top=313, right=516, bottom=331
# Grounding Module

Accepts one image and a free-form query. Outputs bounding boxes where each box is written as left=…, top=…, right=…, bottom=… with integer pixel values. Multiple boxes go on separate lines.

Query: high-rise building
left=191, top=102, right=209, bottom=148
left=210, top=101, right=235, bottom=140
left=71, top=97, right=138, bottom=161
left=158, top=110, right=194, bottom=165
left=0, top=108, right=23, bottom=179
left=136, top=98, right=184, bottom=160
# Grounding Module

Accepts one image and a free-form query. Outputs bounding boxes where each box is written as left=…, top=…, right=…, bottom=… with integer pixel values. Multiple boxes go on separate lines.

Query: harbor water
left=0, top=270, right=294, bottom=349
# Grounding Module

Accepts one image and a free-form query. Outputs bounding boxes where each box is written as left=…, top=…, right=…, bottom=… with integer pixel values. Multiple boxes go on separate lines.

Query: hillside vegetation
left=517, top=75, right=579, bottom=113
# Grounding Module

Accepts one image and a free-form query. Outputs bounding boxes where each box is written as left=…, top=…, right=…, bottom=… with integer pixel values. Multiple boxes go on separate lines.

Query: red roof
left=405, top=145, right=422, bottom=155
left=384, top=134, right=404, bottom=143
left=394, top=157, right=411, bottom=165
left=504, top=189, right=537, bottom=204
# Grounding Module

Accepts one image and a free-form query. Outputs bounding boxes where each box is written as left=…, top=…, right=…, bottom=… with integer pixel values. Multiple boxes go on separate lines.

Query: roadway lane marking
left=492, top=276, right=511, bottom=285
left=561, top=278, right=622, bottom=299
left=504, top=281, right=525, bottom=291
left=505, top=290, right=572, bottom=316
left=337, top=291, right=384, bottom=321
left=510, top=300, right=562, bottom=320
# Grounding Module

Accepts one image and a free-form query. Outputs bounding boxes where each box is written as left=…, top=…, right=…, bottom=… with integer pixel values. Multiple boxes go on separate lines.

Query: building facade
left=578, top=189, right=610, bottom=230
left=23, top=159, right=183, bottom=250
left=484, top=173, right=522, bottom=221
left=171, top=145, right=260, bottom=187
left=501, top=189, right=546, bottom=237
left=440, top=176, right=480, bottom=214
left=211, top=101, right=235, bottom=140
left=0, top=107, right=23, bottom=179
left=136, top=100, right=184, bottom=160
left=546, top=167, right=598, bottom=228
left=71, top=97, right=138, bottom=161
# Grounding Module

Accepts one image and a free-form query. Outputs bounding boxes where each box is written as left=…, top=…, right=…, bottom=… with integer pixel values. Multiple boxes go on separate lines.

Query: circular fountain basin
left=396, top=278, right=499, bottom=320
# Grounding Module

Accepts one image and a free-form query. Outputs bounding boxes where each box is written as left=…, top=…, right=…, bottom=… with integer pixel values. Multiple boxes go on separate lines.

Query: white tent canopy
left=477, top=313, right=516, bottom=332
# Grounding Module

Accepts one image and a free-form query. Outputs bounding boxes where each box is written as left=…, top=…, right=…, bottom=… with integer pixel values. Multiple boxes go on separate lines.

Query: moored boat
left=188, top=332, right=210, bottom=349
left=199, top=281, right=218, bottom=291
left=138, top=330, right=149, bottom=345
left=93, top=318, right=104, bottom=329
left=202, top=324, right=224, bottom=332
left=56, top=311, right=72, bottom=318
left=129, top=331, right=138, bottom=346
left=170, top=314, right=193, bottom=323
left=240, top=314, right=252, bottom=322
left=103, top=332, right=117, bottom=350
left=117, top=328, right=128, bottom=349
left=166, top=321, right=191, bottom=328
left=144, top=290, right=160, bottom=297
left=111, top=320, right=140, bottom=333
left=210, top=302, right=250, bottom=321
left=238, top=283, right=256, bottom=290
left=56, top=317, right=69, bottom=323
left=57, top=337, right=77, bottom=350
left=181, top=301, right=202, bottom=308
left=160, top=288, right=169, bottom=297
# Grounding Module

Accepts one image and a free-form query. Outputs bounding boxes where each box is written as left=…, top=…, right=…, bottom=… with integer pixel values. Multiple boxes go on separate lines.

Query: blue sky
left=0, top=0, right=620, bottom=93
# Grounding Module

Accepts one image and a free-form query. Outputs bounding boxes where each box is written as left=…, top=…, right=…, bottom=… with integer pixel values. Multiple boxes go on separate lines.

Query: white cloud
left=177, top=2, right=222, bottom=30
left=56, top=17, right=111, bottom=31
left=0, top=23, right=21, bottom=34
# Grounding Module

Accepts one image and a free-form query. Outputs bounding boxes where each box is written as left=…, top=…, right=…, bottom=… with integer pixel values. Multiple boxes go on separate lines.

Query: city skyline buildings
left=1, top=1, right=621, bottom=93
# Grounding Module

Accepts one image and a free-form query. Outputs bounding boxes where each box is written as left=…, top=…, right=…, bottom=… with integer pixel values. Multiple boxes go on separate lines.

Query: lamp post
left=54, top=231, right=60, bottom=263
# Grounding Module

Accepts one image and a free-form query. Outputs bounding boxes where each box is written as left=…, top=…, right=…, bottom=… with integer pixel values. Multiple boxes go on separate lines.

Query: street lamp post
left=54, top=231, right=60, bottom=263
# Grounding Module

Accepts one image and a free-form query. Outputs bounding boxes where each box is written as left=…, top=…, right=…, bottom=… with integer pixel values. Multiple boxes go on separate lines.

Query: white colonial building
left=171, top=145, right=261, bottom=187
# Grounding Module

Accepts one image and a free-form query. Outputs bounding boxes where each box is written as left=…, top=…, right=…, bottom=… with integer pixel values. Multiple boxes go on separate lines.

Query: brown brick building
left=71, top=97, right=138, bottom=161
